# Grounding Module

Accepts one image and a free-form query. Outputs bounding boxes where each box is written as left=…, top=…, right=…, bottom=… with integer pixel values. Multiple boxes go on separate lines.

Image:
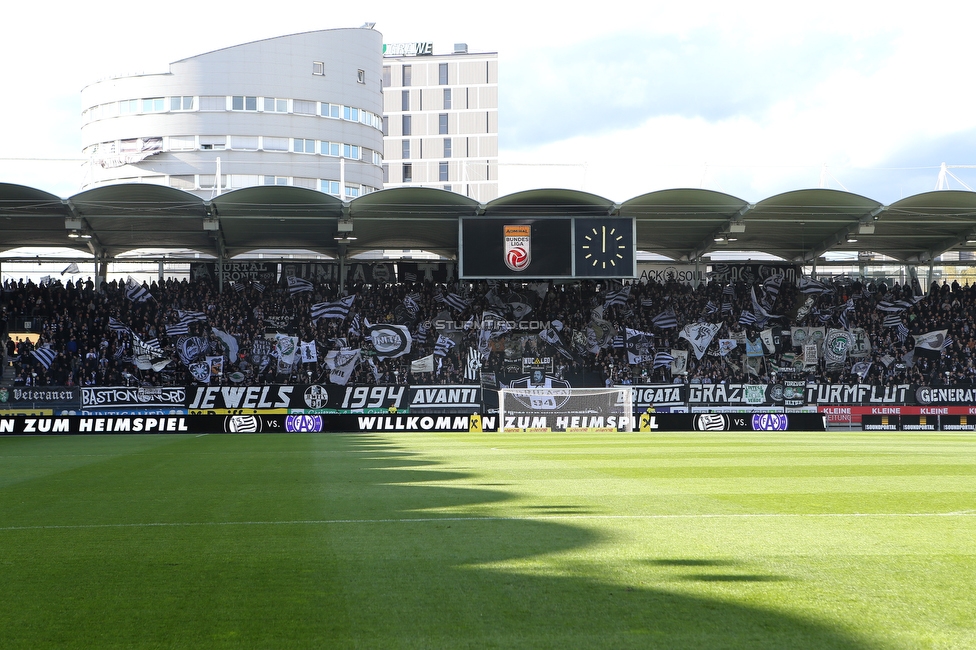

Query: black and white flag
left=311, top=295, right=356, bottom=322
left=914, top=330, right=948, bottom=358
left=108, top=317, right=131, bottom=334
left=603, top=285, right=631, bottom=308
left=798, top=277, right=832, bottom=295
left=287, top=276, right=314, bottom=295
left=367, top=323, right=412, bottom=360
left=125, top=276, right=152, bottom=303
left=624, top=328, right=654, bottom=365
left=435, top=291, right=469, bottom=312
left=31, top=345, right=57, bottom=369
left=434, top=334, right=456, bottom=357
left=651, top=308, right=678, bottom=329
left=678, top=322, right=722, bottom=360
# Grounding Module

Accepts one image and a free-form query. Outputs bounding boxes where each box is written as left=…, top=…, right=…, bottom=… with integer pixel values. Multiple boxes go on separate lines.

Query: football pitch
left=1, top=431, right=974, bottom=649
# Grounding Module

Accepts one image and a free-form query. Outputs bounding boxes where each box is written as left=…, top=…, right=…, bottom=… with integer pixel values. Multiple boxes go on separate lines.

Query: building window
left=345, top=185, right=360, bottom=198
left=199, top=136, right=226, bottom=151
left=263, top=176, right=288, bottom=186
left=402, top=140, right=410, bottom=160
left=402, top=115, right=411, bottom=136
left=293, top=100, right=316, bottom=115
left=264, top=97, right=288, bottom=112
left=142, top=98, right=165, bottom=112
left=402, top=163, right=412, bottom=182
left=170, top=96, right=194, bottom=111
left=443, top=88, right=452, bottom=110
left=313, top=61, right=325, bottom=76
left=321, top=103, right=340, bottom=118
left=439, top=113, right=448, bottom=135
left=439, top=161, right=449, bottom=182
left=382, top=116, right=389, bottom=136
left=199, top=96, right=226, bottom=111
left=402, top=64, right=411, bottom=86
left=263, top=137, right=289, bottom=151
left=357, top=69, right=365, bottom=84
left=232, top=136, right=259, bottom=150
left=294, top=138, right=316, bottom=153
left=342, top=105, right=359, bottom=121
left=401, top=90, right=410, bottom=112
left=232, top=96, right=257, bottom=111
left=168, top=136, right=195, bottom=151
left=382, top=66, right=391, bottom=88
left=443, top=185, right=452, bottom=192
left=439, top=62, right=448, bottom=85
left=343, top=144, right=360, bottom=160
left=321, top=180, right=340, bottom=195
left=323, top=141, right=340, bottom=156
left=443, top=138, right=452, bottom=158
left=119, top=99, right=138, bottom=114
left=169, top=175, right=195, bottom=190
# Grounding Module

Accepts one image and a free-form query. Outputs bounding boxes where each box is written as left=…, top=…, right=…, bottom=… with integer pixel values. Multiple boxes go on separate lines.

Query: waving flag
left=287, top=276, right=313, bottom=295
left=31, top=345, right=57, bottom=369
left=311, top=295, right=356, bottom=322
left=651, top=308, right=678, bottom=329
left=125, top=276, right=152, bottom=303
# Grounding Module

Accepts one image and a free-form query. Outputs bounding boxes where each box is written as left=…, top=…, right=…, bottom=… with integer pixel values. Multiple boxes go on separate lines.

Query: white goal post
left=498, top=386, right=634, bottom=432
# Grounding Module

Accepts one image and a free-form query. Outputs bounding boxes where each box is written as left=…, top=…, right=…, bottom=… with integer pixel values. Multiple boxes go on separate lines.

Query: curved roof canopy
left=3, top=182, right=976, bottom=263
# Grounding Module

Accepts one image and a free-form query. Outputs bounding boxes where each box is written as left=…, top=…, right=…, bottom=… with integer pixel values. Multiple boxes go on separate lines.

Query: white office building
left=80, top=27, right=385, bottom=199
left=381, top=43, right=498, bottom=202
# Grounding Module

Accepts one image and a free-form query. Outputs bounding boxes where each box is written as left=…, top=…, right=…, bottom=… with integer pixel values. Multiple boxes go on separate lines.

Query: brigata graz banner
left=686, top=383, right=804, bottom=407
left=626, top=384, right=687, bottom=409
left=185, top=384, right=482, bottom=413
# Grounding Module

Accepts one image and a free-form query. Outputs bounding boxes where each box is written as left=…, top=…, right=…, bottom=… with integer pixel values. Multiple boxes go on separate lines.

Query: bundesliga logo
left=504, top=225, right=531, bottom=272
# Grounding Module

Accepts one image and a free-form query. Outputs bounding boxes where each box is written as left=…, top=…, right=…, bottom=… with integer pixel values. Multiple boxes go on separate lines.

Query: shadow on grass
left=306, top=434, right=876, bottom=649
left=0, top=433, right=880, bottom=649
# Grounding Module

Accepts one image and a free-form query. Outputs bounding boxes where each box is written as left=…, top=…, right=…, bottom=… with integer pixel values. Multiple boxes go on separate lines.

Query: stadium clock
left=573, top=218, right=636, bottom=278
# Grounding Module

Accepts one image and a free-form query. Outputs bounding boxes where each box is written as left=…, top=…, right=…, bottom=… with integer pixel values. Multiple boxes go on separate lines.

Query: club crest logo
left=504, top=225, right=531, bottom=272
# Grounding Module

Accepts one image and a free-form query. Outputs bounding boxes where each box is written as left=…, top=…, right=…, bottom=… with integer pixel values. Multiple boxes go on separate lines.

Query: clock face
left=574, top=218, right=635, bottom=277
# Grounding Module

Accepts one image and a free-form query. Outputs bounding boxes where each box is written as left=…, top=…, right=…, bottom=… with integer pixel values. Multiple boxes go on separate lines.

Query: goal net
left=498, top=386, right=633, bottom=432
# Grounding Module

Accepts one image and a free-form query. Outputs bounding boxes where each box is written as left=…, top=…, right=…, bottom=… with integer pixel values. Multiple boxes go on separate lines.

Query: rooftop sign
left=383, top=42, right=434, bottom=57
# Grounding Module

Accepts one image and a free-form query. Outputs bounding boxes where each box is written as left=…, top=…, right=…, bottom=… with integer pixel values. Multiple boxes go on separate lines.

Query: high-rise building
left=381, top=43, right=498, bottom=202
left=80, top=27, right=385, bottom=199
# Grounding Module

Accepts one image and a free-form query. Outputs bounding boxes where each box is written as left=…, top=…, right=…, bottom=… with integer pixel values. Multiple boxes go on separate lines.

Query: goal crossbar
left=498, top=386, right=633, bottom=432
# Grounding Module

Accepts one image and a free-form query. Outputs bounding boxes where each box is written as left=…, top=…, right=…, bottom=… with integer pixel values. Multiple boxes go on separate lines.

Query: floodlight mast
left=935, top=163, right=976, bottom=191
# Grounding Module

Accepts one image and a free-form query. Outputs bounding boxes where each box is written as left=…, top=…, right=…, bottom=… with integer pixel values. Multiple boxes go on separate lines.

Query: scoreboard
left=459, top=217, right=636, bottom=279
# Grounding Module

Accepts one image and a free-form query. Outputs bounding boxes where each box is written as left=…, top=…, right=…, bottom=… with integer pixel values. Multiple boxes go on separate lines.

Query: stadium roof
left=3, top=182, right=976, bottom=263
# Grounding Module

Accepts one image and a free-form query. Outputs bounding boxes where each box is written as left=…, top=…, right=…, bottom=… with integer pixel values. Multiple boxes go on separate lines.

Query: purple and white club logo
left=752, top=414, right=789, bottom=431
left=286, top=414, right=324, bottom=433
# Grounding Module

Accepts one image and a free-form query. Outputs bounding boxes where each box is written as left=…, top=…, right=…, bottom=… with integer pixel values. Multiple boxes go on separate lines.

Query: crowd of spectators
left=2, top=271, right=975, bottom=389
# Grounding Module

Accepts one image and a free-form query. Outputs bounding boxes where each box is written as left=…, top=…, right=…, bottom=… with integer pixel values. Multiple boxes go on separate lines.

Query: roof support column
left=96, top=256, right=109, bottom=292
left=338, top=243, right=348, bottom=291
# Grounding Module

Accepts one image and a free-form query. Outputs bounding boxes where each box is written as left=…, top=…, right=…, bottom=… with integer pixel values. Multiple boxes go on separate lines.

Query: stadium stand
left=3, top=273, right=974, bottom=389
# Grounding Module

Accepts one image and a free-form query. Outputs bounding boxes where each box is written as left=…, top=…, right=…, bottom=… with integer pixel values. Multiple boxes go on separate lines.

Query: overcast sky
left=2, top=1, right=974, bottom=204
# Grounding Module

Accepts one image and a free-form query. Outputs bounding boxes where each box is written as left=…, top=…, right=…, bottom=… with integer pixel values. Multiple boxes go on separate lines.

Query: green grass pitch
left=1, top=430, right=974, bottom=649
